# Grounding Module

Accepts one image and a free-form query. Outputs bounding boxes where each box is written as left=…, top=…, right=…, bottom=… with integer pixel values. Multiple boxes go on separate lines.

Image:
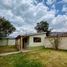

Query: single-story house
left=16, top=32, right=46, bottom=50
left=16, top=32, right=67, bottom=50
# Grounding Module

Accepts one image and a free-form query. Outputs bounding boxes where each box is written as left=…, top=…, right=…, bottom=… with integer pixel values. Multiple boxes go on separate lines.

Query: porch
left=16, top=35, right=29, bottom=50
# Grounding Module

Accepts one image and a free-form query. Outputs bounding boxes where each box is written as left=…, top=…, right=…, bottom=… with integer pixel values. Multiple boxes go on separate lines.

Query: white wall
left=0, top=38, right=15, bottom=46
left=44, top=37, right=67, bottom=50
left=44, top=38, right=54, bottom=48
left=0, top=39, right=7, bottom=46
left=29, top=34, right=46, bottom=47
left=58, top=37, right=67, bottom=50
left=8, top=39, right=15, bottom=45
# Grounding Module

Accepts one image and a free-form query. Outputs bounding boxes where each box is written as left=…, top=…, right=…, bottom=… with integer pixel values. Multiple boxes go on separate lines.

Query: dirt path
left=0, top=49, right=35, bottom=56
left=0, top=51, right=21, bottom=56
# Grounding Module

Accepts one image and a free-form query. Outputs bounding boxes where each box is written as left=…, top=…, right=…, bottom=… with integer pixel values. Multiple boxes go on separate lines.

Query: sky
left=0, top=0, right=67, bottom=37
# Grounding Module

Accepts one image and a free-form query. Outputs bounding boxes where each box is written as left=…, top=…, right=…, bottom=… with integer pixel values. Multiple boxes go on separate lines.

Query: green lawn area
left=0, top=47, right=67, bottom=67
left=0, top=46, right=18, bottom=53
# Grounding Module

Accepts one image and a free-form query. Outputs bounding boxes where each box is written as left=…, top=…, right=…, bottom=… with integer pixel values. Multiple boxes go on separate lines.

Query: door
left=23, top=37, right=29, bottom=49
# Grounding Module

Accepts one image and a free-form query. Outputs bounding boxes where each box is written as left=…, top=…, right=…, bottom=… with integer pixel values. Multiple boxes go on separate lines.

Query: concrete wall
left=0, top=38, right=15, bottom=46
left=29, top=36, right=67, bottom=50
left=58, top=37, right=67, bottom=50
left=44, top=37, right=54, bottom=48
left=44, top=37, right=67, bottom=50
left=8, top=39, right=15, bottom=45
left=0, top=39, right=7, bottom=46
left=29, top=34, right=46, bottom=47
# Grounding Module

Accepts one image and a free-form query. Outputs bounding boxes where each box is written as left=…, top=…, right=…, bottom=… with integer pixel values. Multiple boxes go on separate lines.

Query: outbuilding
left=16, top=32, right=46, bottom=50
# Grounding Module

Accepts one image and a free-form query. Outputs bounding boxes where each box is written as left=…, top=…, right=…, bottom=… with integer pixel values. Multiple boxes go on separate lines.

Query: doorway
left=23, top=37, right=29, bottom=49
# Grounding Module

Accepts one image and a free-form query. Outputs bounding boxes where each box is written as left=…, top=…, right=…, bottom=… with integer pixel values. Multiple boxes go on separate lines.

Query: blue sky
left=0, top=0, right=67, bottom=37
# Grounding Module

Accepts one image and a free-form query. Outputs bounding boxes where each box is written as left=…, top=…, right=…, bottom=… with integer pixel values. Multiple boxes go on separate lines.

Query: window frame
left=33, top=37, right=41, bottom=43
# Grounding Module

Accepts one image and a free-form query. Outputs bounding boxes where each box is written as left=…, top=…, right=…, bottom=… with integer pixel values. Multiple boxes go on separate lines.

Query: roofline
left=16, top=32, right=46, bottom=38
left=28, top=32, right=46, bottom=36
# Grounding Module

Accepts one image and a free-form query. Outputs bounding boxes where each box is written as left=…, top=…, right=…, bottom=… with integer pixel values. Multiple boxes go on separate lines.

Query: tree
left=48, top=36, right=60, bottom=50
left=35, top=21, right=49, bottom=32
left=0, top=17, right=16, bottom=37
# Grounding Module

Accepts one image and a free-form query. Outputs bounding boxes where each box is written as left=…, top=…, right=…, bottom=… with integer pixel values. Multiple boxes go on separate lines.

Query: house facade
left=16, top=32, right=46, bottom=50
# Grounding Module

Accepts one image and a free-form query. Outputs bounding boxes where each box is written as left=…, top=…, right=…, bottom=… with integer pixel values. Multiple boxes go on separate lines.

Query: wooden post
left=20, top=36, right=23, bottom=51
left=15, top=39, right=17, bottom=48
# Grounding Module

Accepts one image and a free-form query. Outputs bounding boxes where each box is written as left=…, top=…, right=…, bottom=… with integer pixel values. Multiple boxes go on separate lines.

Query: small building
left=16, top=32, right=46, bottom=50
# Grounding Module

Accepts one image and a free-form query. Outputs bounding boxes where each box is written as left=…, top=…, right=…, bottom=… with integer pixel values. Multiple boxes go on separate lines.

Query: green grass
left=0, top=47, right=67, bottom=67
left=0, top=53, right=43, bottom=67
left=0, top=45, right=18, bottom=53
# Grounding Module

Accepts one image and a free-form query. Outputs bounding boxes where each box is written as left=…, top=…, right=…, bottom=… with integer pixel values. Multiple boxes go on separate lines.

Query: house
left=16, top=32, right=46, bottom=50
left=16, top=32, right=67, bottom=50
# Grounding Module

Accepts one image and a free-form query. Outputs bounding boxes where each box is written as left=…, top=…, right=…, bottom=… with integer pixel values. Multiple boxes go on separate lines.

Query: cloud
left=0, top=0, right=13, bottom=9
left=62, top=5, right=67, bottom=14
left=52, top=28, right=67, bottom=32
left=52, top=15, right=67, bottom=25
left=51, top=15, right=67, bottom=31
left=63, top=0, right=67, bottom=3
left=0, top=0, right=67, bottom=37
left=46, top=0, right=56, bottom=5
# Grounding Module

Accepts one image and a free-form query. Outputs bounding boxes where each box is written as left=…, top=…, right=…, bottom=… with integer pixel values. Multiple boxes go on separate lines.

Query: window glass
left=33, top=37, right=41, bottom=42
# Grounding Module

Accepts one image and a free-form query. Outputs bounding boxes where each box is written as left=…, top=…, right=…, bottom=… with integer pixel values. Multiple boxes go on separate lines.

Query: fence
left=0, top=38, right=15, bottom=46
left=44, top=37, right=67, bottom=50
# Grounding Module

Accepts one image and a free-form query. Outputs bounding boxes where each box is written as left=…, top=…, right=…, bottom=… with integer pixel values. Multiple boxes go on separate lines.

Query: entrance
left=23, top=37, right=29, bottom=49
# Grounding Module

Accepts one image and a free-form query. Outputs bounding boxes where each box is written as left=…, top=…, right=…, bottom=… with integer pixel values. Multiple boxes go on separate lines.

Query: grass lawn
left=0, top=46, right=18, bottom=53
left=0, top=47, right=67, bottom=67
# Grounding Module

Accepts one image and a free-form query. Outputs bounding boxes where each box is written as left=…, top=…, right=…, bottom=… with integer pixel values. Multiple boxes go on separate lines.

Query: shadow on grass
left=41, top=46, right=67, bottom=52
left=15, top=59, right=44, bottom=67
left=0, top=45, right=18, bottom=53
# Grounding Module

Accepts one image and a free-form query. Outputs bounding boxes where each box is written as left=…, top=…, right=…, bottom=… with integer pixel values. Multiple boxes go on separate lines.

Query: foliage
left=35, top=21, right=49, bottom=33
left=46, top=30, right=51, bottom=36
left=0, top=17, right=16, bottom=37
left=54, top=37, right=60, bottom=50
left=48, top=36, right=60, bottom=50
left=15, top=60, right=43, bottom=67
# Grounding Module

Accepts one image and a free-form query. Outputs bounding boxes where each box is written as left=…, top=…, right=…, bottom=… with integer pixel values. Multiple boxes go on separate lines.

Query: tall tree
left=0, top=17, right=16, bottom=37
left=35, top=21, right=49, bottom=33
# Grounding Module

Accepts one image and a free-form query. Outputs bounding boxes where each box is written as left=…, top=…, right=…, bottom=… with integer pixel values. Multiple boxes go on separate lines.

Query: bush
left=54, top=38, right=60, bottom=50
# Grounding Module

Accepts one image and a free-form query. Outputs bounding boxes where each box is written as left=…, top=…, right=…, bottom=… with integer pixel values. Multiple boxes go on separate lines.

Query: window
left=33, top=37, right=41, bottom=42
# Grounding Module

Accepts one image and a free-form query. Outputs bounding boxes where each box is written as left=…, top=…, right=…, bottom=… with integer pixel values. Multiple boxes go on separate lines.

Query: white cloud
left=0, top=0, right=67, bottom=37
left=0, top=0, right=55, bottom=37
left=52, top=28, right=67, bottom=32
left=62, top=5, right=67, bottom=14
left=63, top=0, right=67, bottom=3
left=0, top=0, right=13, bottom=9
left=36, top=8, right=55, bottom=24
left=51, top=15, right=67, bottom=32
left=2, top=0, right=12, bottom=6
left=52, top=15, right=67, bottom=25
left=46, top=0, right=56, bottom=5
